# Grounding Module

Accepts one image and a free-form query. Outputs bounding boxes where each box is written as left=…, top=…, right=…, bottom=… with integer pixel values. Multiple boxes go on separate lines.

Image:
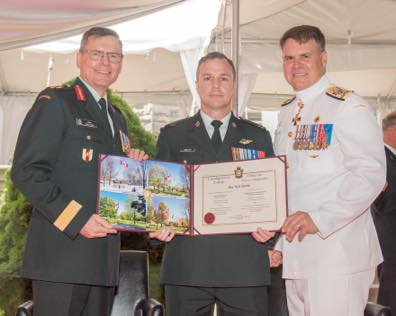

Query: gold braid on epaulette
left=326, top=85, right=352, bottom=101
left=281, top=96, right=296, bottom=107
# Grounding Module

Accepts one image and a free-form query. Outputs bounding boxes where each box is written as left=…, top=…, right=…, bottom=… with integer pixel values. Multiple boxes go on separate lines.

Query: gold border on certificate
left=192, top=156, right=287, bottom=235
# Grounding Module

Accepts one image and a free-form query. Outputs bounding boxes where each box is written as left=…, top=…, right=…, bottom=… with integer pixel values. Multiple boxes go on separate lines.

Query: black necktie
left=98, top=98, right=111, bottom=134
left=211, top=120, right=223, bottom=151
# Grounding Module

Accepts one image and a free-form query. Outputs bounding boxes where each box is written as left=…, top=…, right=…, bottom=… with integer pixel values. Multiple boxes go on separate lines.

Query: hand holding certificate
left=97, top=154, right=288, bottom=235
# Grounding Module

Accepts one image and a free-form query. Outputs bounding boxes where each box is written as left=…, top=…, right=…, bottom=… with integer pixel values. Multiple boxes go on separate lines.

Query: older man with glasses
left=11, top=27, right=146, bottom=316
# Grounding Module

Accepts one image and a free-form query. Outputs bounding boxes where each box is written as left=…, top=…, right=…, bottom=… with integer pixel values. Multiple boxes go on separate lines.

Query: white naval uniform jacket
left=274, top=76, right=386, bottom=279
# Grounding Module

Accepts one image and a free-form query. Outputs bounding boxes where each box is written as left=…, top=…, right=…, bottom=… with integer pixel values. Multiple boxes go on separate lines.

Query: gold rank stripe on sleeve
left=54, top=200, right=82, bottom=231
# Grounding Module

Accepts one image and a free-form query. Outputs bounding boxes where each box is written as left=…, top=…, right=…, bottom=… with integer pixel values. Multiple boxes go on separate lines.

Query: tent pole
left=231, top=0, right=239, bottom=116
left=0, top=57, right=6, bottom=94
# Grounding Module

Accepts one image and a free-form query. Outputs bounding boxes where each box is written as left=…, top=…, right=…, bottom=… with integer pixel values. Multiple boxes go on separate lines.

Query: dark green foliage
left=0, top=169, right=32, bottom=314
left=0, top=170, right=31, bottom=277
left=107, top=90, right=156, bottom=157
left=0, top=278, right=30, bottom=316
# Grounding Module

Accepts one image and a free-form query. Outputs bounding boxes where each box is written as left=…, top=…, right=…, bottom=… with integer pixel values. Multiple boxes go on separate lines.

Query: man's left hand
left=128, top=148, right=149, bottom=161
left=282, top=211, right=319, bottom=242
left=251, top=227, right=275, bottom=243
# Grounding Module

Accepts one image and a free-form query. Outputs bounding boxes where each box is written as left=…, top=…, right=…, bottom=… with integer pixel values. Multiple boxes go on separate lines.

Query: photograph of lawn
left=98, top=155, right=190, bottom=234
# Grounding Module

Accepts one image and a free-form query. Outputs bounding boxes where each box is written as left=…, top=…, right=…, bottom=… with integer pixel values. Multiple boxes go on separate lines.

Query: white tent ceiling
left=1, top=0, right=396, bottom=99
left=0, top=0, right=182, bottom=50
left=219, top=0, right=396, bottom=100
left=1, top=0, right=396, bottom=166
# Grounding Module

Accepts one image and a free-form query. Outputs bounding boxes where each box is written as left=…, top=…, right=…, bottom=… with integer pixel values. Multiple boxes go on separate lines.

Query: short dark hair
left=382, top=111, right=396, bottom=131
left=280, top=25, right=326, bottom=52
left=196, top=51, right=236, bottom=80
left=79, top=27, right=122, bottom=52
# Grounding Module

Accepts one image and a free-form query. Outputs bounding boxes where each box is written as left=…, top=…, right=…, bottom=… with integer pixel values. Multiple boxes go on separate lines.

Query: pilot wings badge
left=239, top=138, right=253, bottom=145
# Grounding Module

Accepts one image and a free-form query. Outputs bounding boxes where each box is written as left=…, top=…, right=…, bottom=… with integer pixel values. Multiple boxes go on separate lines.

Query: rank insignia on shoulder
left=82, top=148, right=93, bottom=162
left=38, top=95, right=52, bottom=100
left=50, top=84, right=67, bottom=89
left=239, top=138, right=253, bottom=145
left=353, top=104, right=367, bottom=109
left=281, top=96, right=296, bottom=107
left=326, top=85, right=352, bottom=101
left=74, top=84, right=86, bottom=102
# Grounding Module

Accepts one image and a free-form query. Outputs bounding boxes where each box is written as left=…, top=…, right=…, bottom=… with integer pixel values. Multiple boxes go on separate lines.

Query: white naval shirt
left=274, top=75, right=386, bottom=279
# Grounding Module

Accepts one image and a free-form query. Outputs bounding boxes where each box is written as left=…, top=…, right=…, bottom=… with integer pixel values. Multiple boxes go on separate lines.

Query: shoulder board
left=49, top=83, right=71, bottom=90
left=326, top=85, right=352, bottom=101
left=37, top=94, right=52, bottom=101
left=281, top=96, right=296, bottom=107
left=237, top=117, right=267, bottom=131
left=162, top=117, right=190, bottom=129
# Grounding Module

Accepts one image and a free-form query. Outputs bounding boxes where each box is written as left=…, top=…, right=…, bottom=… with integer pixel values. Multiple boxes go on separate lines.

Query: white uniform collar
left=79, top=76, right=108, bottom=105
left=296, top=75, right=330, bottom=103
left=200, top=111, right=231, bottom=141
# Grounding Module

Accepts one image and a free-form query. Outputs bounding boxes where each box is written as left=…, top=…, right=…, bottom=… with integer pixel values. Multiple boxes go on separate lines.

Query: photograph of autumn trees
left=98, top=155, right=190, bottom=233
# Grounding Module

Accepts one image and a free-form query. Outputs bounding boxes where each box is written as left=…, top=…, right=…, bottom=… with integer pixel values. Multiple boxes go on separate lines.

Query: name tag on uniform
left=180, top=148, right=196, bottom=153
left=76, top=118, right=97, bottom=128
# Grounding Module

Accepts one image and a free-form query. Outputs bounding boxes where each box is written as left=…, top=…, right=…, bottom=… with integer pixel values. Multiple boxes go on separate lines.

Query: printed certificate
left=192, top=157, right=287, bottom=234
left=97, top=155, right=287, bottom=235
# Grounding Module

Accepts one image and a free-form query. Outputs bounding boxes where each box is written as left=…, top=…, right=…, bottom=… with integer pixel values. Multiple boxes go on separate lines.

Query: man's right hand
left=149, top=228, right=175, bottom=242
left=80, top=214, right=117, bottom=238
left=268, top=249, right=282, bottom=268
left=128, top=148, right=149, bottom=161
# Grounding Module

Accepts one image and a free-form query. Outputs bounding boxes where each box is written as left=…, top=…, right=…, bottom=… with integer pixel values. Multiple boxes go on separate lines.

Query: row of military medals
left=292, top=99, right=332, bottom=150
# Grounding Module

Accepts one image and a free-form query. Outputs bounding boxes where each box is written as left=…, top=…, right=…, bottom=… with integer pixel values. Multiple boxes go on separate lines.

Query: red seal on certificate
left=204, top=212, right=215, bottom=224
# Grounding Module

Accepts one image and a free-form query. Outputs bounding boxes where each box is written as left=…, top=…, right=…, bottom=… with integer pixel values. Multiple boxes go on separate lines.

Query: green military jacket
left=156, top=111, right=274, bottom=287
left=12, top=78, right=127, bottom=286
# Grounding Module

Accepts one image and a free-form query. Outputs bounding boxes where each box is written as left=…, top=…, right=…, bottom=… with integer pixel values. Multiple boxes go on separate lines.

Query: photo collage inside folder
left=98, top=155, right=190, bottom=234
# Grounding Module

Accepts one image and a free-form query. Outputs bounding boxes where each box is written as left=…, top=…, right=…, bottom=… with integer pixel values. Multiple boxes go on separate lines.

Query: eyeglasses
left=82, top=49, right=123, bottom=64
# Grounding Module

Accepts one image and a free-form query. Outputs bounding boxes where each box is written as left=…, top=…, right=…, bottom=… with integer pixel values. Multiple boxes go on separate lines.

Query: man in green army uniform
left=151, top=52, right=276, bottom=316
left=11, top=27, right=146, bottom=315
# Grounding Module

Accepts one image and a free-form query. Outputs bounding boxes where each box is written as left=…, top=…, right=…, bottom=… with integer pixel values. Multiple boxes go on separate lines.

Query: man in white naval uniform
left=273, top=25, right=386, bottom=316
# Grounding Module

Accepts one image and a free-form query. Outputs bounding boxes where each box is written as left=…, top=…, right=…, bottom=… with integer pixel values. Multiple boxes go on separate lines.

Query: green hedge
left=0, top=84, right=158, bottom=314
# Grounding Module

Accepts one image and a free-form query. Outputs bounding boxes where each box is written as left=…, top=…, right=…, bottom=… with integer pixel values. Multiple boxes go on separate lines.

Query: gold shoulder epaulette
left=281, top=96, right=296, bottom=107
left=326, top=85, right=352, bottom=101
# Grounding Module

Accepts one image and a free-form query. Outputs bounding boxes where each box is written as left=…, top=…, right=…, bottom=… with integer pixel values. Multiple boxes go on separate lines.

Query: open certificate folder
left=97, top=154, right=288, bottom=235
